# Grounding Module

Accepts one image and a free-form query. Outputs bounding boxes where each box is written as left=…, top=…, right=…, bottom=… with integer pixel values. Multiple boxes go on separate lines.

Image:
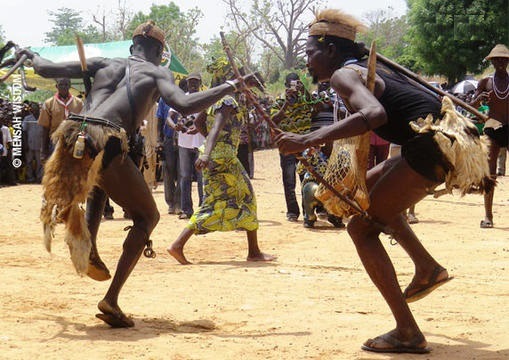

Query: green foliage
left=126, top=2, right=204, bottom=70
left=45, top=8, right=102, bottom=45
left=23, top=90, right=55, bottom=104
left=407, top=0, right=509, bottom=83
left=358, top=9, right=409, bottom=62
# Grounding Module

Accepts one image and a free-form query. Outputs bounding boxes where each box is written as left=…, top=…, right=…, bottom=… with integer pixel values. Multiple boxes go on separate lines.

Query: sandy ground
left=1, top=148, right=508, bottom=360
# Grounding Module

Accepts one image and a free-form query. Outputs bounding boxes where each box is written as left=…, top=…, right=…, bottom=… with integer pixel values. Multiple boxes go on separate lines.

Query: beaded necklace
left=492, top=73, right=509, bottom=100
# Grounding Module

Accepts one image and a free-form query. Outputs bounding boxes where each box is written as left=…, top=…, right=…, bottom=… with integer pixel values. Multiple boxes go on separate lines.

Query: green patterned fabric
left=187, top=95, right=258, bottom=234
left=297, top=148, right=328, bottom=186
left=271, top=96, right=313, bottom=134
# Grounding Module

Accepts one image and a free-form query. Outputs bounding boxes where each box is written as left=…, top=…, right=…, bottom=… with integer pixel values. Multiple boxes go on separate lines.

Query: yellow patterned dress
left=187, top=96, right=258, bottom=234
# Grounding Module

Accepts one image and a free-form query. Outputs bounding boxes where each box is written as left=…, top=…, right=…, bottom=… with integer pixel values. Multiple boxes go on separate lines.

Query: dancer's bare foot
left=247, top=252, right=277, bottom=262
left=403, top=267, right=453, bottom=303
left=96, top=299, right=134, bottom=328
left=167, top=245, right=192, bottom=265
left=87, top=256, right=111, bottom=281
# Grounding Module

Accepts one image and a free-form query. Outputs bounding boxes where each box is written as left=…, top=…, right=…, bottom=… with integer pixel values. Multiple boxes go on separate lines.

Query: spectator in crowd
left=22, top=102, right=43, bottom=183
left=38, top=78, right=83, bottom=162
left=156, top=94, right=181, bottom=215
left=271, top=73, right=314, bottom=222
left=0, top=110, right=15, bottom=185
left=470, top=44, right=509, bottom=228
left=172, top=73, right=205, bottom=219
left=368, top=133, right=390, bottom=170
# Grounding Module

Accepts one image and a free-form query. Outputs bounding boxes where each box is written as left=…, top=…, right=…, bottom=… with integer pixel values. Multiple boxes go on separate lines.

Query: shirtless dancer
left=470, top=44, right=509, bottom=228
left=17, top=21, right=257, bottom=327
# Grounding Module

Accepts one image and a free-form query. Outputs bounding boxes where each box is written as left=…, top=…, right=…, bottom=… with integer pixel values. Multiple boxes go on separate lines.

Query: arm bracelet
left=358, top=110, right=371, bottom=131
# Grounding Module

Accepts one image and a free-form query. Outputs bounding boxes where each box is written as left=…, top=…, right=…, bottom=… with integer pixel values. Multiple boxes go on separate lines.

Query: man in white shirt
left=0, top=112, right=15, bottom=185
left=171, top=73, right=205, bottom=219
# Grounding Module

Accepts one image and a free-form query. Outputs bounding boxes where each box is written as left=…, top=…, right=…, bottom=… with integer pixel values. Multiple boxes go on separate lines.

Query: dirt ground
left=1, top=148, right=508, bottom=360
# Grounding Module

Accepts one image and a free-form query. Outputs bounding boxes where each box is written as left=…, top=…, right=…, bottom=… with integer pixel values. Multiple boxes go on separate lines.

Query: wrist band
left=358, top=110, right=371, bottom=131
left=225, top=80, right=238, bottom=92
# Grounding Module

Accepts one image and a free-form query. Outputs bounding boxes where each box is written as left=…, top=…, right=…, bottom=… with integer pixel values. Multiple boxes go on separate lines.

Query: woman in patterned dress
left=167, top=58, right=276, bottom=265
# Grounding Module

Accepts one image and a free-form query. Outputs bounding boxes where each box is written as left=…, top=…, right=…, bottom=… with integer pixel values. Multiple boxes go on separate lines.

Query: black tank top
left=356, top=59, right=441, bottom=145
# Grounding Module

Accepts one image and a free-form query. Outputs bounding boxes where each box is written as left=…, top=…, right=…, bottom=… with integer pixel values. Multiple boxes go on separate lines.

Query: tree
left=45, top=7, right=102, bottom=45
left=406, top=0, right=509, bottom=83
left=127, top=2, right=204, bottom=70
left=358, top=8, right=409, bottom=62
left=114, top=0, right=134, bottom=41
left=224, top=0, right=323, bottom=71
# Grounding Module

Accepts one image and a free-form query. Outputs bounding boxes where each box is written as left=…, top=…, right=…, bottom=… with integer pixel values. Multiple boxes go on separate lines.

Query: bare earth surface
left=1, top=148, right=508, bottom=360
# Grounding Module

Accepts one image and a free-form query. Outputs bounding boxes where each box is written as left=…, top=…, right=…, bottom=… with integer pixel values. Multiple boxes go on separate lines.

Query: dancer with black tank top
left=276, top=9, right=492, bottom=354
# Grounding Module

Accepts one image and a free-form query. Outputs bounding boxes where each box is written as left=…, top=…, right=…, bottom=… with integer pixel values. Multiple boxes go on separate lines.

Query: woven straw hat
left=132, top=21, right=165, bottom=47
left=485, top=44, right=509, bottom=60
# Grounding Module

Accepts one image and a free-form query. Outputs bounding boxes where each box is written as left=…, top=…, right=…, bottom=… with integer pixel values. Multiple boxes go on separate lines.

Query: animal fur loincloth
left=409, top=96, right=494, bottom=195
left=41, top=119, right=128, bottom=276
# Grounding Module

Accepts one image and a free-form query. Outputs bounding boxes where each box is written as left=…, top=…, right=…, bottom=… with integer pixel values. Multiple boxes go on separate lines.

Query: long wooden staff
left=219, top=32, right=279, bottom=131
left=75, top=35, right=92, bottom=97
left=220, top=32, right=378, bottom=222
left=374, top=51, right=488, bottom=122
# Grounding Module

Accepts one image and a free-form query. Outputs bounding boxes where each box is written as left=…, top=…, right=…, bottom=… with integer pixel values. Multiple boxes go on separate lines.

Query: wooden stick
left=374, top=52, right=488, bottom=122
left=75, top=35, right=92, bottom=96
left=219, top=32, right=279, bottom=131
left=220, top=32, right=378, bottom=223
left=366, top=41, right=377, bottom=93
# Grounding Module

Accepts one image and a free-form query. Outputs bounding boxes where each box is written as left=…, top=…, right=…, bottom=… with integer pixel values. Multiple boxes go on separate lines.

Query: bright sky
left=0, top=0, right=407, bottom=47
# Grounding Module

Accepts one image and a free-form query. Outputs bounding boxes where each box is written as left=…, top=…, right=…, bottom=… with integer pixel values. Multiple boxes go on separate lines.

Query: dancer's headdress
left=309, top=9, right=366, bottom=41
left=132, top=20, right=166, bottom=47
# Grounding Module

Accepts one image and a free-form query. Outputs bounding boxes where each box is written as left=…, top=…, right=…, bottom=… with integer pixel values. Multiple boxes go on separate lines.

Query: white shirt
left=178, top=123, right=205, bottom=149
left=170, top=93, right=205, bottom=149
left=1, top=125, right=12, bottom=157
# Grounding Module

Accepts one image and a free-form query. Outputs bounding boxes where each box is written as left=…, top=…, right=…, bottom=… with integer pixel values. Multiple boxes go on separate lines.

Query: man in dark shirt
left=276, top=9, right=491, bottom=354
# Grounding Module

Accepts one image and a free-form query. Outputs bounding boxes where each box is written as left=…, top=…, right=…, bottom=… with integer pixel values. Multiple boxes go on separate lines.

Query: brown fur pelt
left=40, top=120, right=128, bottom=275
left=410, top=96, right=495, bottom=196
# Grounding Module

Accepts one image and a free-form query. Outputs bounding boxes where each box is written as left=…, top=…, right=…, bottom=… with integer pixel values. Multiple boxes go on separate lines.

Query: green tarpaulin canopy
left=31, top=40, right=187, bottom=74
left=0, top=40, right=188, bottom=93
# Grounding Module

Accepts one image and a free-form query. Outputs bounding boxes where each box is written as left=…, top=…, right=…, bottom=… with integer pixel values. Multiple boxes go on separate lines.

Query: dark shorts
left=401, top=132, right=452, bottom=183
left=483, top=125, right=508, bottom=148
left=102, top=136, right=142, bottom=169
left=102, top=137, right=124, bottom=169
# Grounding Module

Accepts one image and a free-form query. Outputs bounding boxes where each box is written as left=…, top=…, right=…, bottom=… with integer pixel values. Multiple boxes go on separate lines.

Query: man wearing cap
left=470, top=44, right=509, bottom=229
left=16, top=21, right=258, bottom=328
left=276, top=9, right=492, bottom=354
left=171, top=72, right=206, bottom=219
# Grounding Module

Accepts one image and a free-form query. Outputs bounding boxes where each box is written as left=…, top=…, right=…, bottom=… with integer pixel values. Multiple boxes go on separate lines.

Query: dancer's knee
left=132, top=207, right=160, bottom=234
left=347, top=215, right=380, bottom=244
